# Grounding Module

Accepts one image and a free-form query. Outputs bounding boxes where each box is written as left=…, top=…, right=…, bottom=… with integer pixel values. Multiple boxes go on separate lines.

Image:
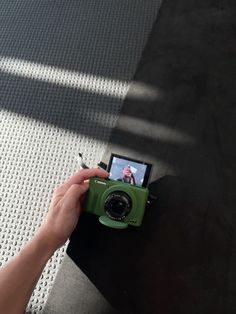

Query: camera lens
left=104, top=191, right=132, bottom=221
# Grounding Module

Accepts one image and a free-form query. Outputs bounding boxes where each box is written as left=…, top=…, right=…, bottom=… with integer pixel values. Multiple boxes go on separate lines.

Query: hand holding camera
left=39, top=168, right=109, bottom=251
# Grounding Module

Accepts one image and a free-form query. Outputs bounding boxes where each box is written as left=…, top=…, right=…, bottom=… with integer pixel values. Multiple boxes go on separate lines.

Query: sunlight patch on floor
left=0, top=56, right=129, bottom=98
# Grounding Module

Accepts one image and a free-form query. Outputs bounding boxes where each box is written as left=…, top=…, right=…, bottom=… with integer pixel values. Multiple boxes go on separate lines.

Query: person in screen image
left=117, top=165, right=136, bottom=185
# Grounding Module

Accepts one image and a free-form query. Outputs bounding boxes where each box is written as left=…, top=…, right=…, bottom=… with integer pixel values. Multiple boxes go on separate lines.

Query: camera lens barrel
left=104, top=191, right=132, bottom=221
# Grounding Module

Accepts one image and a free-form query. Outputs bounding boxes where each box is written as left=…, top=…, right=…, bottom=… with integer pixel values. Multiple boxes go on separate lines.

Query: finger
left=62, top=168, right=108, bottom=191
left=62, top=183, right=89, bottom=211
left=79, top=182, right=89, bottom=205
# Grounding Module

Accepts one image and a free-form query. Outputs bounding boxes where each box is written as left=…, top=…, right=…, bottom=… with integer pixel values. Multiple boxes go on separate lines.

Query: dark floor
left=68, top=0, right=236, bottom=313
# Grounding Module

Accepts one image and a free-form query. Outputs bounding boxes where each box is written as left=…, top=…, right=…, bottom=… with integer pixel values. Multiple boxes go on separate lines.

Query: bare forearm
left=0, top=168, right=108, bottom=314
left=0, top=230, right=54, bottom=314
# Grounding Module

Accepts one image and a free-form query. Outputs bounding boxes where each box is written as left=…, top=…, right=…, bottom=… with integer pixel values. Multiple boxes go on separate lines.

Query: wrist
left=32, top=228, right=57, bottom=259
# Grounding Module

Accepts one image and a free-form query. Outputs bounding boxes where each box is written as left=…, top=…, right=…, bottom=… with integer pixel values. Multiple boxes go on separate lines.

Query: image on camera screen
left=107, top=154, right=151, bottom=188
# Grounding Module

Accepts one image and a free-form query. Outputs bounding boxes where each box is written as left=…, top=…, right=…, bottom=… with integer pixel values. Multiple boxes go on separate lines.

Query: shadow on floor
left=68, top=174, right=232, bottom=314
left=68, top=0, right=236, bottom=314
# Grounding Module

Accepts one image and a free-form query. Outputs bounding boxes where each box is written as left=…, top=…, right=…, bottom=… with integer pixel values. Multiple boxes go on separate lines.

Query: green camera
left=83, top=154, right=152, bottom=229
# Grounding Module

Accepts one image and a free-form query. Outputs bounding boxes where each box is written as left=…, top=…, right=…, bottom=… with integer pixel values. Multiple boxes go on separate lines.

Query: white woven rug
left=0, top=0, right=162, bottom=312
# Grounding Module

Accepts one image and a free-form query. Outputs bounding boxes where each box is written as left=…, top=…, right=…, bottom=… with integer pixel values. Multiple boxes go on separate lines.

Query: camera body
left=81, top=153, right=152, bottom=229
left=84, top=177, right=149, bottom=229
